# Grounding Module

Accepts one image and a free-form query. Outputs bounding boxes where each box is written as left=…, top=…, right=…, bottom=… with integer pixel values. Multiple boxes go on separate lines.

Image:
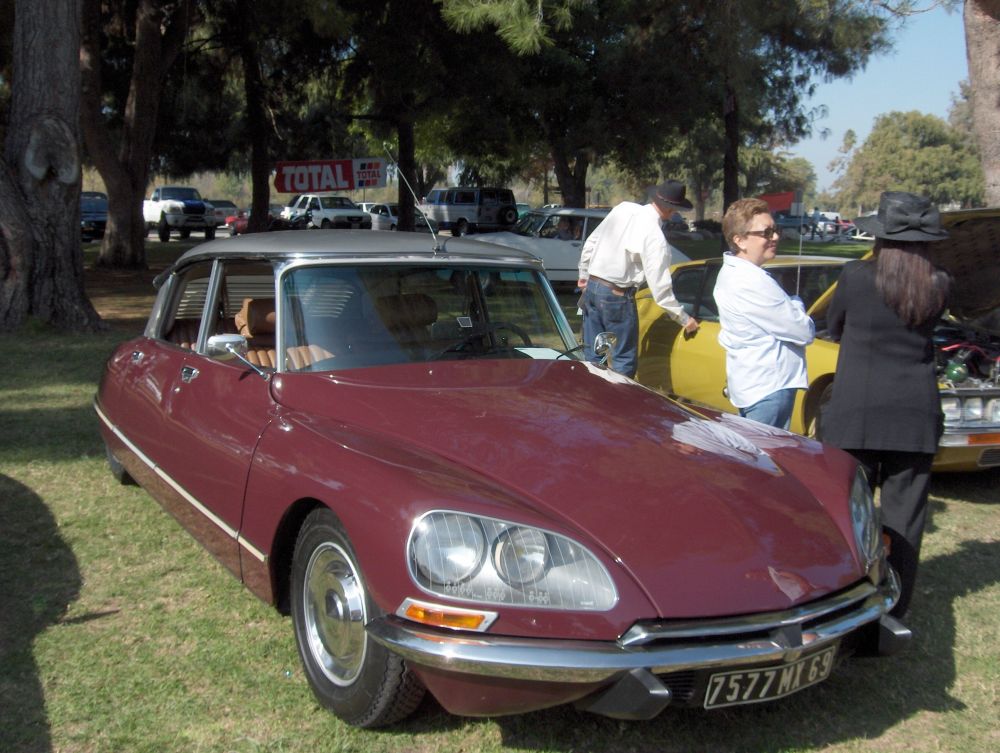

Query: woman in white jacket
left=714, top=198, right=815, bottom=429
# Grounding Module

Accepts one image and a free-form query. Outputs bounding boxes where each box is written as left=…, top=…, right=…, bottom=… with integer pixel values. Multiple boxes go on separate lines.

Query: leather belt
left=589, top=275, right=635, bottom=295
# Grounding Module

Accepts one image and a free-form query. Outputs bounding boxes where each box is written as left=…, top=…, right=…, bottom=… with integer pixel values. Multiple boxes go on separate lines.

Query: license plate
left=704, top=645, right=836, bottom=709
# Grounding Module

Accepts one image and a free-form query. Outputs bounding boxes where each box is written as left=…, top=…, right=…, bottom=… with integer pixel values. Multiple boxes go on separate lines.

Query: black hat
left=853, top=191, right=949, bottom=242
left=646, top=180, right=693, bottom=211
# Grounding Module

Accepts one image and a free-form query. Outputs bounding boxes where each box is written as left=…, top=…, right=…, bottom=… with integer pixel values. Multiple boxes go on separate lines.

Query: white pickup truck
left=280, top=193, right=372, bottom=229
left=144, top=186, right=217, bottom=241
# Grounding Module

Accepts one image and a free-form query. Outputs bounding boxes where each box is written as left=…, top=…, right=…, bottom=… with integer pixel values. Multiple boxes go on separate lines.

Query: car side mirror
left=594, top=332, right=618, bottom=369
left=207, top=333, right=248, bottom=360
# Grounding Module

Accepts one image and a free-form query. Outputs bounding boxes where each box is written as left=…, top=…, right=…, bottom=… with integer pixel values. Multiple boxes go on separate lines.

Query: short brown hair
left=723, top=198, right=771, bottom=249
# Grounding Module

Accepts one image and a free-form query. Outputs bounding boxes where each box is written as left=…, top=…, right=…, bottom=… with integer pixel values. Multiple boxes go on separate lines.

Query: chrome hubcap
left=303, top=542, right=367, bottom=686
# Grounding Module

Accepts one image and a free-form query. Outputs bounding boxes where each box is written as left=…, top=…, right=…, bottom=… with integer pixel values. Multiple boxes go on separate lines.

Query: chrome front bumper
left=367, top=577, right=908, bottom=686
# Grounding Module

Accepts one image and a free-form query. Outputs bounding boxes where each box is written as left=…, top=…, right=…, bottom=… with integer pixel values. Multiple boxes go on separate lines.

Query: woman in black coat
left=820, top=192, right=950, bottom=618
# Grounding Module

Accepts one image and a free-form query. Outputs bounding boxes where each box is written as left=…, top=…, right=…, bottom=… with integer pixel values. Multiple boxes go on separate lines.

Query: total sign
left=274, top=159, right=386, bottom=193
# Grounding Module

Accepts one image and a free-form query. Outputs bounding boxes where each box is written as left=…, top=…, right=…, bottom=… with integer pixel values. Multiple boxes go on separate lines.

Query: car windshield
left=280, top=263, right=580, bottom=372
left=512, top=212, right=548, bottom=236
left=321, top=196, right=358, bottom=209
left=161, top=187, right=203, bottom=201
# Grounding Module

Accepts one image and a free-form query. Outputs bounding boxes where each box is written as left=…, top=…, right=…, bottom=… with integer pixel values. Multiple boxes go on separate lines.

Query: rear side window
left=454, top=191, right=476, bottom=204
left=498, top=190, right=515, bottom=204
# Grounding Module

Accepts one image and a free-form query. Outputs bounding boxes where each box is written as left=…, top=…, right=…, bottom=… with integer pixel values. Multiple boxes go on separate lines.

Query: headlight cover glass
left=849, top=467, right=881, bottom=568
left=408, top=511, right=618, bottom=611
left=941, top=396, right=961, bottom=423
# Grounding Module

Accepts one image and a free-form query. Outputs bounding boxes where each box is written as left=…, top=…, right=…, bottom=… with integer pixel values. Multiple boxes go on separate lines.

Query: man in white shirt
left=577, top=180, right=699, bottom=377
left=714, top=197, right=815, bottom=429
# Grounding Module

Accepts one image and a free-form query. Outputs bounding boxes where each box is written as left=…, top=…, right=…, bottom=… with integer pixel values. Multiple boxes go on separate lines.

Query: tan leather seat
left=235, top=297, right=332, bottom=370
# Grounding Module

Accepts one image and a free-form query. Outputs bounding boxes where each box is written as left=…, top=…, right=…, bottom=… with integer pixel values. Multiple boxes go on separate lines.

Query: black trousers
left=847, top=449, right=935, bottom=617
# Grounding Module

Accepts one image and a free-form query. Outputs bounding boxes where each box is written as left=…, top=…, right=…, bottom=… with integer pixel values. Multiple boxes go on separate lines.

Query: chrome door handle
left=180, top=366, right=200, bottom=383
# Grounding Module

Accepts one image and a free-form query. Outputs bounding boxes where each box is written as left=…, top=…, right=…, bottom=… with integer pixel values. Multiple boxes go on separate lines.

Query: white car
left=475, top=207, right=690, bottom=288
left=281, top=194, right=372, bottom=229
left=368, top=202, right=438, bottom=233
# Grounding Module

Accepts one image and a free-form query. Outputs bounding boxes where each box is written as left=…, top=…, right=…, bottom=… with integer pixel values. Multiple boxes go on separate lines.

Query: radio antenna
left=382, top=142, right=443, bottom=253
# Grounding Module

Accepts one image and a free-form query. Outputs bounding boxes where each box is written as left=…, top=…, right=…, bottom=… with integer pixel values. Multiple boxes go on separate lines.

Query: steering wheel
left=436, top=321, right=533, bottom=357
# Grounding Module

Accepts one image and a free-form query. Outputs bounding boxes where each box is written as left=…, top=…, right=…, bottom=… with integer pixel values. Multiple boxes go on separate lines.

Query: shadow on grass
left=489, top=538, right=1000, bottom=752
left=0, top=474, right=81, bottom=753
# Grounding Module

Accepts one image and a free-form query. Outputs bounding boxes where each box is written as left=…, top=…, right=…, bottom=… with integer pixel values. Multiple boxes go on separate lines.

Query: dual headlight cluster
left=942, top=395, right=1000, bottom=425
left=407, top=511, right=618, bottom=611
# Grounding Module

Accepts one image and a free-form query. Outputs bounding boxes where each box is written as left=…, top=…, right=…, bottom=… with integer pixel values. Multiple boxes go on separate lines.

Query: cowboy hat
left=853, top=191, right=949, bottom=242
left=646, top=179, right=693, bottom=211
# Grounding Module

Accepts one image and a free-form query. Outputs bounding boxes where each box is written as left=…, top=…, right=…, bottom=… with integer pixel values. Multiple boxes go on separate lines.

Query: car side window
left=672, top=266, right=721, bottom=322
left=159, top=261, right=215, bottom=350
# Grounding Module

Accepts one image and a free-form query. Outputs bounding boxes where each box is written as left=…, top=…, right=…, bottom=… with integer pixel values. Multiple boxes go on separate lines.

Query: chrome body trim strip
left=367, top=577, right=900, bottom=684
left=94, top=399, right=267, bottom=563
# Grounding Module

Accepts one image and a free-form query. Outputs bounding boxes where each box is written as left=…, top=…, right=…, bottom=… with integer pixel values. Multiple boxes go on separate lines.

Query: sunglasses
left=743, top=226, right=779, bottom=240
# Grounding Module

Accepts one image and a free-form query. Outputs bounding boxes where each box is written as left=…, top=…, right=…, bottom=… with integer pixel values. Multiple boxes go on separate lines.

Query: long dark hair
left=874, top=240, right=950, bottom=327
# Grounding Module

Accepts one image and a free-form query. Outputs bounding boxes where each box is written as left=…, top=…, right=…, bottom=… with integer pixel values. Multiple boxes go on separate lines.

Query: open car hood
left=272, top=360, right=864, bottom=617
left=933, top=208, right=1000, bottom=320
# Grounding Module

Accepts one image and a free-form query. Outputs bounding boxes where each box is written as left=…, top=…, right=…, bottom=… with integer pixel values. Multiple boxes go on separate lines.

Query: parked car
left=226, top=204, right=285, bottom=236
left=367, top=202, right=439, bottom=233
left=96, top=229, right=908, bottom=728
left=420, top=186, right=518, bottom=236
left=281, top=194, right=372, bottom=229
left=207, top=199, right=239, bottom=228
left=773, top=211, right=810, bottom=235
left=80, top=190, right=108, bottom=241
left=634, top=207, right=1000, bottom=472
left=516, top=202, right=531, bottom=218
left=476, top=206, right=690, bottom=288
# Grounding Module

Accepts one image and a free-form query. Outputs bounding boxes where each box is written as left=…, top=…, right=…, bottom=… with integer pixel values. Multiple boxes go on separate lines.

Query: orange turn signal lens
left=401, top=599, right=491, bottom=631
left=882, top=531, right=892, bottom=554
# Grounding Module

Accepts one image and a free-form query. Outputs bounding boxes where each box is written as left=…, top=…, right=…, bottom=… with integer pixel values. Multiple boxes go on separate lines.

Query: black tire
left=229, top=224, right=238, bottom=237
left=105, top=443, right=135, bottom=485
left=321, top=219, right=332, bottom=229
left=143, top=223, right=150, bottom=238
left=390, top=224, right=396, bottom=231
left=499, top=206, right=517, bottom=225
left=453, top=218, right=469, bottom=237
left=205, top=226, right=216, bottom=240
left=157, top=216, right=170, bottom=243
left=291, top=508, right=425, bottom=727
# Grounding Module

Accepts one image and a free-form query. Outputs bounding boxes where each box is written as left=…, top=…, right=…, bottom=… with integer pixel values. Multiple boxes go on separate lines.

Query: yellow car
left=635, top=208, right=1000, bottom=472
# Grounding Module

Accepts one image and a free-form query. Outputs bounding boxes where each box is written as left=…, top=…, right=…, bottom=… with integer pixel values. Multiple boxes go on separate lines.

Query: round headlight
left=493, top=527, right=548, bottom=586
left=410, top=512, right=485, bottom=585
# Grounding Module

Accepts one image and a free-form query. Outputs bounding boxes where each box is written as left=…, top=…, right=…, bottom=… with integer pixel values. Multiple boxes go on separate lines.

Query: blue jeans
left=738, top=389, right=797, bottom=430
left=581, top=280, right=638, bottom=377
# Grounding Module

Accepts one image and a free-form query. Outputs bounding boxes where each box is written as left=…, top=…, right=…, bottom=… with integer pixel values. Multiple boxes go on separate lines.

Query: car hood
left=271, top=360, right=863, bottom=617
left=934, top=208, right=1000, bottom=320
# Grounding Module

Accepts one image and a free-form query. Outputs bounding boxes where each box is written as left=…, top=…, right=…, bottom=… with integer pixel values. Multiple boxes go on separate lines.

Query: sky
left=786, top=3, right=968, bottom=193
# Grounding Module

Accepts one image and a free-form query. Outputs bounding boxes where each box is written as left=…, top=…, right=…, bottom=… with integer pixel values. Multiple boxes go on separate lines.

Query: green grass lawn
left=1, top=236, right=997, bottom=753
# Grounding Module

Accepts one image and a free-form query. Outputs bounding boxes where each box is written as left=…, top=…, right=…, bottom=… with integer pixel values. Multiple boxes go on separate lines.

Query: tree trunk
left=551, top=147, right=588, bottom=208
left=722, top=83, right=740, bottom=212
left=0, top=0, right=102, bottom=332
left=238, top=0, right=273, bottom=234
left=80, top=0, right=189, bottom=267
left=396, top=118, right=417, bottom=231
left=965, top=0, right=1000, bottom=206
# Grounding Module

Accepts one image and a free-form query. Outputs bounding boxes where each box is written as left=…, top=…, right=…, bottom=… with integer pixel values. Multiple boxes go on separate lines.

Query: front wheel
left=290, top=508, right=424, bottom=727
left=452, top=218, right=469, bottom=236
left=204, top=226, right=216, bottom=240
left=157, top=215, right=170, bottom=242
